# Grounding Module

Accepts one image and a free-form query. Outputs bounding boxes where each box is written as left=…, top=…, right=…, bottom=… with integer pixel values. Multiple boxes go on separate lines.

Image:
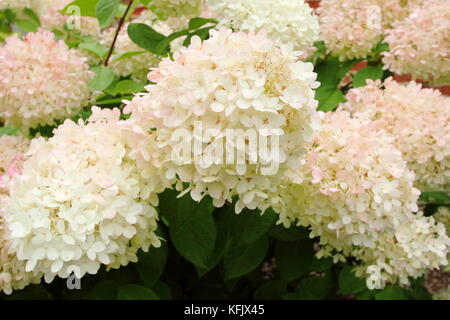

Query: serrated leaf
left=165, top=194, right=216, bottom=268
left=89, top=66, right=115, bottom=91
left=227, top=208, right=277, bottom=247
left=96, top=0, right=120, bottom=29
left=127, top=23, right=169, bottom=55
left=352, top=65, right=383, bottom=88
left=224, top=235, right=269, bottom=281
left=316, top=86, right=346, bottom=112
left=79, top=40, right=109, bottom=59
left=117, top=285, right=159, bottom=300
left=188, top=17, right=217, bottom=30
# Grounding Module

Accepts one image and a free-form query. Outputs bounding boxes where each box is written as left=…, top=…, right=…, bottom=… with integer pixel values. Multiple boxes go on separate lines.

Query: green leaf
left=152, top=282, right=172, bottom=300
left=87, top=280, right=119, bottom=300
left=64, top=0, right=100, bottom=17
left=188, top=17, right=217, bottom=30
left=338, top=265, right=367, bottom=295
left=78, top=40, right=109, bottom=59
left=254, top=280, right=287, bottom=300
left=316, top=86, right=346, bottom=112
left=5, top=285, right=52, bottom=300
left=420, top=191, right=450, bottom=205
left=196, top=211, right=231, bottom=277
left=227, top=208, right=277, bottom=247
left=372, top=42, right=389, bottom=56
left=309, top=257, right=334, bottom=272
left=136, top=228, right=168, bottom=288
left=96, top=0, right=120, bottom=29
left=111, top=50, right=146, bottom=62
left=352, top=65, right=384, bottom=88
left=127, top=23, right=169, bottom=56
left=375, top=285, right=408, bottom=300
left=106, top=80, right=146, bottom=96
left=166, top=194, right=216, bottom=268
left=275, top=240, right=315, bottom=281
left=295, top=271, right=333, bottom=300
left=0, top=126, right=20, bottom=136
left=89, top=66, right=116, bottom=91
left=224, top=235, right=269, bottom=281
left=269, top=224, right=309, bottom=241
left=314, top=57, right=341, bottom=87
left=23, top=8, right=41, bottom=26
left=117, top=285, right=159, bottom=300
left=16, top=19, right=39, bottom=32
left=183, top=26, right=214, bottom=47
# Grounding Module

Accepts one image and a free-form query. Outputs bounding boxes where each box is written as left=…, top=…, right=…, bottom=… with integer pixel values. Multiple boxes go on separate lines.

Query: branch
left=104, top=0, right=135, bottom=66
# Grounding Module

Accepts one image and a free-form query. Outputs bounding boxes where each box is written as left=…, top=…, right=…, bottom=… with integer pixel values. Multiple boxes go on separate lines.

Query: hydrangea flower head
left=383, top=0, right=450, bottom=85
left=2, top=107, right=167, bottom=283
left=0, top=29, right=93, bottom=130
left=271, top=110, right=449, bottom=289
left=208, top=0, right=319, bottom=52
left=124, top=28, right=320, bottom=213
left=342, top=78, right=450, bottom=190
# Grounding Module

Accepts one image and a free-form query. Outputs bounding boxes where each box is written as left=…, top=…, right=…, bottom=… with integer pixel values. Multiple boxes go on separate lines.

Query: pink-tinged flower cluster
left=101, top=11, right=174, bottom=81
left=0, top=29, right=93, bottom=130
left=318, top=0, right=424, bottom=61
left=2, top=107, right=168, bottom=285
left=124, top=28, right=320, bottom=214
left=208, top=0, right=319, bottom=52
left=383, top=0, right=450, bottom=85
left=342, top=78, right=450, bottom=190
left=0, top=135, right=29, bottom=195
left=270, top=111, right=449, bottom=289
left=36, top=0, right=100, bottom=37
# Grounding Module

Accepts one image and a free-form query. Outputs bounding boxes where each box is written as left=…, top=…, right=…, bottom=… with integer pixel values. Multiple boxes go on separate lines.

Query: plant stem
left=104, top=0, right=135, bottom=66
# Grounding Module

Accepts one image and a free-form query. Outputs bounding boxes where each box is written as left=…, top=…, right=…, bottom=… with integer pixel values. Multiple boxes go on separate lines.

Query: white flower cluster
left=33, top=0, right=100, bottom=37
left=101, top=11, right=174, bottom=82
left=2, top=107, right=165, bottom=284
left=0, top=29, right=93, bottom=130
left=270, top=110, right=449, bottom=289
left=149, top=0, right=203, bottom=19
left=382, top=0, right=450, bottom=85
left=124, top=28, right=320, bottom=213
left=342, top=78, right=450, bottom=190
left=208, top=0, right=319, bottom=52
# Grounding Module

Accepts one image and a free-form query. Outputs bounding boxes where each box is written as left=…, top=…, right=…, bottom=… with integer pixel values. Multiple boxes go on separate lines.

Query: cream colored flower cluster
left=124, top=28, right=320, bottom=213
left=383, top=0, right=450, bottom=85
left=270, top=111, right=449, bottom=289
left=208, top=0, right=319, bottom=52
left=35, top=0, right=100, bottom=37
left=342, top=78, right=450, bottom=190
left=101, top=11, right=174, bottom=82
left=149, top=0, right=203, bottom=19
left=318, top=0, right=424, bottom=61
left=0, top=30, right=93, bottom=130
left=0, top=0, right=31, bottom=10
left=0, top=135, right=38, bottom=295
left=2, top=107, right=165, bottom=284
